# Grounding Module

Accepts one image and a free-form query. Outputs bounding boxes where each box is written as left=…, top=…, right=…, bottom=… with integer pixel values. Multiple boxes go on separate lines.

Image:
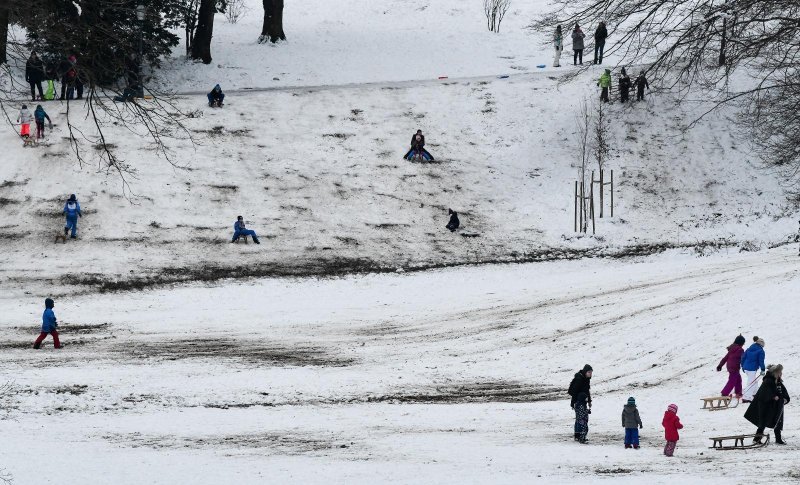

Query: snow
left=1, top=0, right=800, bottom=482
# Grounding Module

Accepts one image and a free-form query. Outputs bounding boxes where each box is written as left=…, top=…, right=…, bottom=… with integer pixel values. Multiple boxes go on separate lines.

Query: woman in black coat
left=745, top=364, right=789, bottom=444
left=25, top=52, right=46, bottom=101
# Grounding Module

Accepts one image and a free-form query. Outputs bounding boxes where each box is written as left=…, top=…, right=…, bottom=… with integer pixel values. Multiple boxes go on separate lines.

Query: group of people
left=716, top=334, right=789, bottom=444
left=553, top=21, right=608, bottom=68
left=598, top=67, right=650, bottom=103
left=25, top=51, right=83, bottom=102
left=17, top=104, right=53, bottom=141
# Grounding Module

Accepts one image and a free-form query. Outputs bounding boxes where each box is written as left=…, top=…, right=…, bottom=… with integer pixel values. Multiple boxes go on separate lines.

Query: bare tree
left=576, top=98, right=591, bottom=233
left=484, top=0, right=511, bottom=33
left=533, top=0, right=800, bottom=185
left=593, top=100, right=609, bottom=173
left=225, top=0, right=248, bottom=24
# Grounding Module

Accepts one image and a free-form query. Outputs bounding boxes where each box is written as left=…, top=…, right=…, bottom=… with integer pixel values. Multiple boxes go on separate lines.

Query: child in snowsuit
left=717, top=334, right=746, bottom=399
left=231, top=216, right=261, bottom=244
left=635, top=73, right=649, bottom=101
left=34, top=105, right=52, bottom=139
left=598, top=69, right=611, bottom=103
left=63, top=194, right=82, bottom=238
left=619, top=72, right=632, bottom=103
left=574, top=391, right=590, bottom=443
left=741, top=336, right=766, bottom=403
left=208, top=84, right=225, bottom=107
left=446, top=209, right=460, bottom=232
left=662, top=403, right=683, bottom=456
left=404, top=130, right=434, bottom=161
left=622, top=396, right=643, bottom=449
left=17, top=104, right=33, bottom=139
left=34, top=298, right=61, bottom=349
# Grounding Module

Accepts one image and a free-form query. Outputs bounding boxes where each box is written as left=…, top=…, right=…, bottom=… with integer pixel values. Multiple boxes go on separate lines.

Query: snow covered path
left=2, top=247, right=799, bottom=484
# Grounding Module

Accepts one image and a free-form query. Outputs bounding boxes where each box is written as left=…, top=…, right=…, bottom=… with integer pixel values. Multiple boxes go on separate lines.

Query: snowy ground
left=1, top=247, right=799, bottom=484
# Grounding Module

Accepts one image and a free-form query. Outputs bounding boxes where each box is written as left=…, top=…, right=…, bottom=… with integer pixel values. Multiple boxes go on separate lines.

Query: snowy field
left=2, top=0, right=800, bottom=483
left=1, top=247, right=799, bottom=484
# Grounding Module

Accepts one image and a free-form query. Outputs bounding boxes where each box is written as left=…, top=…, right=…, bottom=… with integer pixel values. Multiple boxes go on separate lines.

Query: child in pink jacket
left=662, top=403, right=683, bottom=456
left=717, top=335, right=746, bottom=399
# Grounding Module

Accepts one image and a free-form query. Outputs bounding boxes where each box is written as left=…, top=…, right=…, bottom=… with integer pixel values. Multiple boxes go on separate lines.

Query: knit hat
left=582, top=364, right=593, bottom=373
left=45, top=298, right=54, bottom=308
left=768, top=364, right=783, bottom=375
left=734, top=335, right=746, bottom=346
left=757, top=338, right=765, bottom=347
left=69, top=194, right=76, bottom=201
left=627, top=397, right=635, bottom=405
left=667, top=403, right=678, bottom=413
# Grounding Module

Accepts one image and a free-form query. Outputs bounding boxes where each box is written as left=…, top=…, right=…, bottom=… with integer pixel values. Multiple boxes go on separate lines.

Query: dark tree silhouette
left=191, top=0, right=216, bottom=64
left=259, top=0, right=285, bottom=44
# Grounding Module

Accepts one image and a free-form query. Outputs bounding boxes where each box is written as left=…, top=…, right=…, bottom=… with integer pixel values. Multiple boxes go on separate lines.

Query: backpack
left=568, top=375, right=579, bottom=396
left=44, top=80, right=55, bottom=100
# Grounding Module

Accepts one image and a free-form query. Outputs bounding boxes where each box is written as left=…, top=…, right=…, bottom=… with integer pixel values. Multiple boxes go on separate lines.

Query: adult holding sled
left=63, top=194, right=82, bottom=239
left=446, top=209, right=460, bottom=232
left=745, top=364, right=789, bottom=445
left=593, top=21, right=608, bottom=65
left=598, top=69, right=611, bottom=103
left=553, top=25, right=563, bottom=68
left=717, top=334, right=746, bottom=400
left=34, top=298, right=62, bottom=349
left=208, top=84, right=225, bottom=107
left=34, top=105, right=53, bottom=140
left=741, top=336, right=766, bottom=403
left=231, top=216, right=261, bottom=244
left=571, top=24, right=585, bottom=65
left=26, top=51, right=46, bottom=101
left=404, top=130, right=434, bottom=161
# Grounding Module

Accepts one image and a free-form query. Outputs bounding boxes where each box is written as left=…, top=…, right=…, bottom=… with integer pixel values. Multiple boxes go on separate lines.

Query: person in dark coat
left=446, top=209, right=460, bottom=232
left=571, top=24, right=585, bottom=65
left=593, top=21, right=608, bottom=65
left=619, top=72, right=632, bottom=103
left=208, top=84, right=225, bottom=107
left=745, top=364, right=789, bottom=444
left=404, top=130, right=434, bottom=161
left=25, top=51, right=46, bottom=101
left=569, top=364, right=593, bottom=410
left=574, top=391, right=590, bottom=443
left=33, top=298, right=62, bottom=349
left=635, top=73, right=650, bottom=101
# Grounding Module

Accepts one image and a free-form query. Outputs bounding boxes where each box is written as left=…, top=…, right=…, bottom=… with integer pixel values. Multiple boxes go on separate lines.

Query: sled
left=700, top=396, right=735, bottom=410
left=54, top=232, right=67, bottom=244
left=709, top=433, right=769, bottom=450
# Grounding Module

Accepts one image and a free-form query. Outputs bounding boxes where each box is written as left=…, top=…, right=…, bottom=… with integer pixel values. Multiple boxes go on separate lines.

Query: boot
left=775, top=431, right=785, bottom=445
left=633, top=445, right=640, bottom=449
left=753, top=435, right=763, bottom=444
left=64, top=226, right=69, bottom=236
left=625, top=444, right=631, bottom=449
left=33, top=343, right=41, bottom=349
left=574, top=433, right=580, bottom=441
left=253, top=237, right=261, bottom=245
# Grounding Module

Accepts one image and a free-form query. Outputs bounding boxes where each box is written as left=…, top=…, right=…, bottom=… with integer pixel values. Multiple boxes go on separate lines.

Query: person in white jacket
left=17, top=104, right=33, bottom=138
left=553, top=25, right=564, bottom=67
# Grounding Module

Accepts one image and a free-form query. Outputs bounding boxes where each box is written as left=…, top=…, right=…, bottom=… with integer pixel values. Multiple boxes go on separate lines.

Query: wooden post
left=599, top=169, right=604, bottom=218
left=579, top=180, right=585, bottom=232
left=610, top=170, right=614, bottom=218
left=590, top=174, right=595, bottom=235
left=574, top=181, right=578, bottom=232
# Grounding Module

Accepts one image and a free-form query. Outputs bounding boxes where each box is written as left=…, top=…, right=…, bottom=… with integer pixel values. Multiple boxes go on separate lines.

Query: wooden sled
left=709, top=433, right=769, bottom=450
left=54, top=232, right=67, bottom=243
left=701, top=396, right=734, bottom=410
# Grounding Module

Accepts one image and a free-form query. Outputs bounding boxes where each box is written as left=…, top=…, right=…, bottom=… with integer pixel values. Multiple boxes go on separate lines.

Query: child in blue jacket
left=741, top=336, right=766, bottom=402
left=231, top=216, right=260, bottom=244
left=34, top=298, right=61, bottom=349
left=63, top=194, right=82, bottom=238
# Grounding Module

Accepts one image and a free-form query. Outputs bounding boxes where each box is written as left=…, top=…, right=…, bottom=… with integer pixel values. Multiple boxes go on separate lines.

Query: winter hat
left=214, top=84, right=221, bottom=90
left=448, top=209, right=454, bottom=215
left=22, top=104, right=27, bottom=109
left=734, top=335, right=746, bottom=346
left=45, top=298, right=54, bottom=308
left=757, top=338, right=765, bottom=347
left=627, top=397, right=635, bottom=405
left=768, top=364, right=783, bottom=375
left=667, top=403, right=678, bottom=413
left=582, top=364, right=593, bottom=373
left=69, top=194, right=76, bottom=201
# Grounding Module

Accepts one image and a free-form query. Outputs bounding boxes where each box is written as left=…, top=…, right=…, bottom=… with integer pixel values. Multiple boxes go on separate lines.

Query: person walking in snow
left=63, top=194, right=82, bottom=239
left=598, top=69, right=611, bottom=103
left=662, top=403, right=683, bottom=456
left=717, top=334, right=746, bottom=400
left=574, top=391, right=590, bottom=443
left=622, top=396, right=643, bottom=449
left=593, top=21, right=608, bottom=65
left=745, top=364, right=789, bottom=445
left=34, top=105, right=53, bottom=140
left=635, top=72, right=650, bottom=101
left=208, top=84, right=225, bottom=107
left=25, top=51, right=46, bottom=101
left=17, top=104, right=33, bottom=139
left=741, top=336, right=766, bottom=403
left=446, top=209, right=460, bottom=232
left=33, top=298, right=62, bottom=349
left=404, top=130, right=434, bottom=161
left=571, top=24, right=585, bottom=65
left=231, top=216, right=261, bottom=244
left=553, top=25, right=564, bottom=67
left=569, top=364, right=593, bottom=409
left=619, top=71, right=632, bottom=103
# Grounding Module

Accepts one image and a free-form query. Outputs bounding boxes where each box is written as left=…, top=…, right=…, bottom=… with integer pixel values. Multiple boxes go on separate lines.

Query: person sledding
left=717, top=334, right=746, bottom=401
left=745, top=364, right=789, bottom=445
left=231, top=215, right=261, bottom=244
left=17, top=104, right=33, bottom=140
left=34, top=105, right=52, bottom=139
left=208, top=84, right=225, bottom=107
left=446, top=209, right=460, bottom=232
left=404, top=130, right=434, bottom=161
left=63, top=194, right=82, bottom=239
left=34, top=298, right=62, bottom=349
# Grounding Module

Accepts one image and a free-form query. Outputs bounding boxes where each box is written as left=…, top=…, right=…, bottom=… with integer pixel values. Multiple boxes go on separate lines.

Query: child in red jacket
left=662, top=403, right=683, bottom=456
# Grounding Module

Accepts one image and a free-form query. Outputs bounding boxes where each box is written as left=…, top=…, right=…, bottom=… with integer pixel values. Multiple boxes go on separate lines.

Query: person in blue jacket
left=231, top=215, right=260, bottom=244
left=741, top=336, right=766, bottom=403
left=34, top=298, right=62, bottom=349
left=208, top=84, right=225, bottom=107
left=63, top=194, right=82, bottom=238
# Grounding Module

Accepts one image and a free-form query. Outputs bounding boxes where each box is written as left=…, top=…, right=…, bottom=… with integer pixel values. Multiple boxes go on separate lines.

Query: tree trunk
left=261, top=0, right=286, bottom=43
left=718, top=17, right=727, bottom=67
left=192, top=0, right=215, bottom=64
left=0, top=5, right=9, bottom=65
